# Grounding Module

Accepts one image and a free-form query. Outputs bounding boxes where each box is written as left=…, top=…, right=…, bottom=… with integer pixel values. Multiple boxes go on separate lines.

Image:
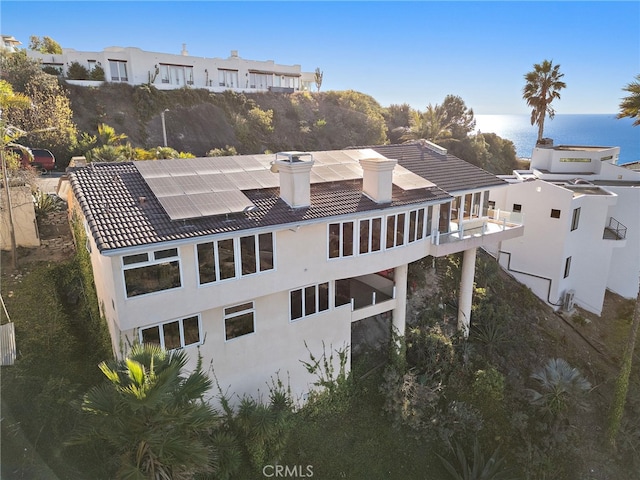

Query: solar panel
left=145, top=177, right=184, bottom=196
left=252, top=170, right=280, bottom=188
left=190, top=158, right=221, bottom=174
left=217, top=190, right=256, bottom=212
left=224, top=171, right=263, bottom=190
left=173, top=175, right=211, bottom=194
left=135, top=161, right=169, bottom=178
left=157, top=196, right=200, bottom=220
left=198, top=174, right=234, bottom=192
left=393, top=170, right=435, bottom=190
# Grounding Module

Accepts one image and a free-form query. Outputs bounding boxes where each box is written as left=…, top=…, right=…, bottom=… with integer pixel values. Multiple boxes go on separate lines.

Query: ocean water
left=474, top=114, right=640, bottom=165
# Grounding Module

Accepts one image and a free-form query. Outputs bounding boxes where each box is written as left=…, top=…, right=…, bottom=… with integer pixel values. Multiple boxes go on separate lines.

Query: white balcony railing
left=431, top=210, right=524, bottom=246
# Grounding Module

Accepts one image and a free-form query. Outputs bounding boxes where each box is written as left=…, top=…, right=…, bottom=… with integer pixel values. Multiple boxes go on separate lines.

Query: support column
left=392, top=263, right=408, bottom=338
left=457, top=247, right=477, bottom=338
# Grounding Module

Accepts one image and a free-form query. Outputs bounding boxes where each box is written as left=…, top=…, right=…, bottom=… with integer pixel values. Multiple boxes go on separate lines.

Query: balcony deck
left=430, top=212, right=524, bottom=256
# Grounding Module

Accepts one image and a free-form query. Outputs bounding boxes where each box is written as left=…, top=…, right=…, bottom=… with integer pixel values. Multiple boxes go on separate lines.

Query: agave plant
left=438, top=439, right=519, bottom=480
left=527, top=358, right=591, bottom=418
left=33, top=189, right=62, bottom=218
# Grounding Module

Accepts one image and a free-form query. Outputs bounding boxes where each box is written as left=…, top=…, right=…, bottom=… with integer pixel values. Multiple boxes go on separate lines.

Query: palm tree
left=523, top=60, right=566, bottom=143
left=71, top=343, right=220, bottom=479
left=617, top=74, right=640, bottom=126
left=402, top=103, right=452, bottom=143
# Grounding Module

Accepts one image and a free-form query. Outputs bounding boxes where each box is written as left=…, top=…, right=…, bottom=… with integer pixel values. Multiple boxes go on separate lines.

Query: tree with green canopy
left=28, top=35, right=62, bottom=54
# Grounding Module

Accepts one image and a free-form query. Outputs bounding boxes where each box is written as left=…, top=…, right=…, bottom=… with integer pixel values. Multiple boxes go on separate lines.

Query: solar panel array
left=135, top=149, right=434, bottom=221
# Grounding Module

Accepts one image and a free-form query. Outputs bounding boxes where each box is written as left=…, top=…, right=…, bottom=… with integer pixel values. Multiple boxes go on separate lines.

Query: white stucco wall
left=606, top=185, right=640, bottom=298
left=1, top=186, right=40, bottom=249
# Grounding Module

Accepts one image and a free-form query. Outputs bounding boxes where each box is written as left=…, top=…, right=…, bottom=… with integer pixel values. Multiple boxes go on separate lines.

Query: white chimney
left=230, top=50, right=239, bottom=58
left=272, top=152, right=314, bottom=208
left=181, top=43, right=188, bottom=56
left=359, top=157, right=397, bottom=203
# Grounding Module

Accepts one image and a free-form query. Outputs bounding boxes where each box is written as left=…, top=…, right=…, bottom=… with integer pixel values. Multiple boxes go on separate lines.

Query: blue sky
left=2, top=1, right=638, bottom=114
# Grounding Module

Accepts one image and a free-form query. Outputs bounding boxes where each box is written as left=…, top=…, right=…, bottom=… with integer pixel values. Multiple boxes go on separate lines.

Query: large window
left=408, top=207, right=432, bottom=243
left=197, top=233, right=274, bottom=285
left=358, top=217, right=382, bottom=254
left=249, top=72, right=273, bottom=89
left=330, top=209, right=436, bottom=259
left=290, top=283, right=329, bottom=321
left=160, top=64, right=194, bottom=86
left=140, top=315, right=201, bottom=350
left=224, top=302, right=255, bottom=340
left=108, top=59, right=128, bottom=82
left=386, top=213, right=406, bottom=249
left=329, top=221, right=355, bottom=258
left=219, top=69, right=238, bottom=88
left=122, top=248, right=181, bottom=298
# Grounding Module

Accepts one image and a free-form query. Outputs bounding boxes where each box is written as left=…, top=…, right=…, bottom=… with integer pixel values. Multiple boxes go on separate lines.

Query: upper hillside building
left=1, top=35, right=21, bottom=52
left=24, top=42, right=316, bottom=93
left=62, top=141, right=523, bottom=403
left=487, top=140, right=640, bottom=316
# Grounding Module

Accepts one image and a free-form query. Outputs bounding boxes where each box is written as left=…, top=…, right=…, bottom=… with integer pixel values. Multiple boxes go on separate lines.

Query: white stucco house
left=62, top=141, right=523, bottom=403
left=487, top=140, right=640, bottom=316
left=25, top=42, right=316, bottom=93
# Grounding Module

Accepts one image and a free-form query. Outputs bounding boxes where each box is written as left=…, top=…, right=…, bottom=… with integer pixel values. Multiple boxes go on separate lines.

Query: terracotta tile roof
left=367, top=142, right=507, bottom=193
left=70, top=162, right=450, bottom=253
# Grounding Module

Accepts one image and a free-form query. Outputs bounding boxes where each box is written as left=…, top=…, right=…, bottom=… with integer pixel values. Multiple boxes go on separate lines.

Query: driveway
left=35, top=171, right=64, bottom=196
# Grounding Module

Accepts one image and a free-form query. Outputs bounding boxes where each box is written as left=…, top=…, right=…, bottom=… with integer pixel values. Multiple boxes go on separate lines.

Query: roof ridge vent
left=418, top=139, right=447, bottom=156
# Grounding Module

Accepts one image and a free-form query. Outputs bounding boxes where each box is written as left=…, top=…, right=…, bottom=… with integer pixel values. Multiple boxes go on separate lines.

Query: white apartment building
left=487, top=140, right=640, bottom=316
left=63, top=142, right=523, bottom=403
left=26, top=43, right=316, bottom=93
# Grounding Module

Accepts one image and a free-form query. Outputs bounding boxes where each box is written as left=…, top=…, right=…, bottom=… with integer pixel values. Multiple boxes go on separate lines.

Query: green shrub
left=89, top=65, right=105, bottom=81
left=66, top=61, right=90, bottom=80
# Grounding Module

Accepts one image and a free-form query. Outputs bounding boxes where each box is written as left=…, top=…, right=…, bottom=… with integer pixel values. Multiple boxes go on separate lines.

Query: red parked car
left=8, top=147, right=56, bottom=172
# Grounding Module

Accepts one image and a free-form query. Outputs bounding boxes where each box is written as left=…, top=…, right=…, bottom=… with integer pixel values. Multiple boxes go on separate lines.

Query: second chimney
left=359, top=157, right=397, bottom=203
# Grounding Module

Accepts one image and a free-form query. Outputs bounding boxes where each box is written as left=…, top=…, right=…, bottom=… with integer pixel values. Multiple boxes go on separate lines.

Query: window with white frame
left=408, top=207, right=432, bottom=243
left=385, top=213, right=406, bottom=249
left=330, top=209, right=436, bottom=259
left=328, top=221, right=355, bottom=258
left=358, top=217, right=382, bottom=254
left=108, top=59, right=128, bottom=82
left=249, top=72, right=273, bottom=89
left=160, top=64, right=194, bottom=86
left=290, top=283, right=329, bottom=321
left=197, top=233, right=274, bottom=285
left=122, top=248, right=181, bottom=298
left=224, top=302, right=255, bottom=340
left=140, top=315, right=201, bottom=350
left=218, top=69, right=238, bottom=87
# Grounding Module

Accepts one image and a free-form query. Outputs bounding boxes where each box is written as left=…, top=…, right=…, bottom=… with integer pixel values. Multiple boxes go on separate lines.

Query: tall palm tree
left=523, top=60, right=566, bottom=143
left=71, top=343, right=219, bottom=479
left=617, top=74, right=640, bottom=126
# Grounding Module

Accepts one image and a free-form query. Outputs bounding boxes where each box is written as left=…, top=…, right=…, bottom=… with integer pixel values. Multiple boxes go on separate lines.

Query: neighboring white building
left=24, top=42, right=316, bottom=93
left=1, top=35, right=22, bottom=53
left=487, top=140, right=640, bottom=315
left=63, top=142, right=523, bottom=403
